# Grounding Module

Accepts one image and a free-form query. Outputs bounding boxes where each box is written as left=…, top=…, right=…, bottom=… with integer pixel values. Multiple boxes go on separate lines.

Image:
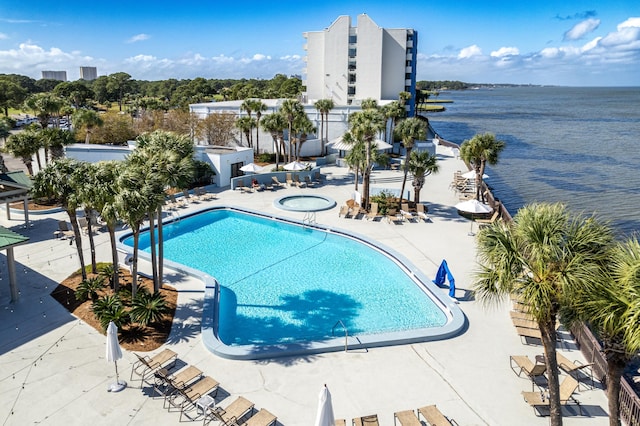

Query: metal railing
left=332, top=320, right=349, bottom=352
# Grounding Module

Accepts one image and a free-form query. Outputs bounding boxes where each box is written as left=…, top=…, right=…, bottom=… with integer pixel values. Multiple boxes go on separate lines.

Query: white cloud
left=458, top=45, right=482, bottom=59
left=490, top=47, right=519, bottom=57
left=564, top=18, right=600, bottom=41
left=618, top=17, right=640, bottom=30
left=126, top=33, right=150, bottom=43
left=0, top=42, right=98, bottom=79
left=0, top=33, right=8, bottom=40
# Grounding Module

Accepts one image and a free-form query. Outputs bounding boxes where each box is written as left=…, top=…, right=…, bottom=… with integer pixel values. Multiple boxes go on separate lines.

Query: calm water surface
left=428, top=86, right=640, bottom=237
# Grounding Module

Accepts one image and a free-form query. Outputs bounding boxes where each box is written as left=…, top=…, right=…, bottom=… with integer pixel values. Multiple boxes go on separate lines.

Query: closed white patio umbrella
left=461, top=170, right=489, bottom=180
left=314, top=384, right=335, bottom=426
left=328, top=136, right=392, bottom=151
left=106, top=321, right=127, bottom=392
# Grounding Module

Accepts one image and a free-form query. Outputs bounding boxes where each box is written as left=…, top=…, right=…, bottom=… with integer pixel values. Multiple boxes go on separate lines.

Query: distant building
left=41, top=70, right=67, bottom=81
left=303, top=14, right=417, bottom=115
left=79, top=66, right=97, bottom=81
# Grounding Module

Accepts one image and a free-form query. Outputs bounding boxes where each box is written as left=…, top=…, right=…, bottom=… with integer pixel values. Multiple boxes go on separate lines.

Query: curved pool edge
left=272, top=194, right=336, bottom=212
left=117, top=204, right=467, bottom=360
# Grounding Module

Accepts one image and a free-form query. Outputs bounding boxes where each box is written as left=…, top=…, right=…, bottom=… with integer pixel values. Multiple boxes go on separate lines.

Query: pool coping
left=272, top=194, right=337, bottom=212
left=117, top=205, right=467, bottom=360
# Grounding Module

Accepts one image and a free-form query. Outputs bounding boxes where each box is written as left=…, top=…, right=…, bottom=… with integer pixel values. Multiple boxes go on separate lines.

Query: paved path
left=0, top=145, right=610, bottom=425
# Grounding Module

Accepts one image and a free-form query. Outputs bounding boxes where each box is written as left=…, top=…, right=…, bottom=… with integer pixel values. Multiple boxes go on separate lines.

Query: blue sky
left=1, top=1, right=639, bottom=86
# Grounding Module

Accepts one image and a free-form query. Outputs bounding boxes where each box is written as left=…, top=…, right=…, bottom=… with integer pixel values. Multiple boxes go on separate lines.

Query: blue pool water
left=122, top=208, right=463, bottom=358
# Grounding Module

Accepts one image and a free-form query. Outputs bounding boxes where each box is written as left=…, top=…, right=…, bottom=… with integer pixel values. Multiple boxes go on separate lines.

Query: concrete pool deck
left=0, top=145, right=610, bottom=425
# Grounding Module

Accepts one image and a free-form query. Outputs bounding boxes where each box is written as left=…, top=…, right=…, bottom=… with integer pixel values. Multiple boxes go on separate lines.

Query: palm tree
left=23, top=93, right=64, bottom=129
left=135, top=131, right=194, bottom=292
left=40, top=127, right=75, bottom=162
left=93, top=161, right=123, bottom=291
left=31, top=159, right=88, bottom=280
left=460, top=133, right=506, bottom=202
left=261, top=112, right=287, bottom=170
left=395, top=117, right=427, bottom=206
left=74, top=162, right=100, bottom=274
left=72, top=109, right=104, bottom=144
left=407, top=151, right=439, bottom=203
left=473, top=202, right=613, bottom=426
left=240, top=99, right=254, bottom=148
left=348, top=108, right=386, bottom=210
left=570, top=237, right=640, bottom=426
left=342, top=132, right=364, bottom=191
left=292, top=112, right=315, bottom=161
left=382, top=101, right=406, bottom=148
left=314, top=99, right=334, bottom=155
left=249, top=99, right=267, bottom=154
left=5, top=130, right=41, bottom=175
left=235, top=116, right=254, bottom=148
left=280, top=99, right=304, bottom=163
left=360, top=98, right=379, bottom=110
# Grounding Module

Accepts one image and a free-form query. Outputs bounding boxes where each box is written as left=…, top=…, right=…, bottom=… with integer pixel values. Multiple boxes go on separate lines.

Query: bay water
left=428, top=86, right=640, bottom=237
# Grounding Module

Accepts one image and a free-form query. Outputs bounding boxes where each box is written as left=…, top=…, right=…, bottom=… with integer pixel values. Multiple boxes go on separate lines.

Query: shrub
left=371, top=190, right=396, bottom=215
left=129, top=288, right=168, bottom=326
left=75, top=276, right=105, bottom=302
left=92, top=294, right=130, bottom=330
left=98, top=263, right=116, bottom=288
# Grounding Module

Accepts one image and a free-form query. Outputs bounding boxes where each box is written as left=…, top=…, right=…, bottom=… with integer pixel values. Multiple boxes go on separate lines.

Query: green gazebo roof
left=0, top=226, right=29, bottom=250
left=0, top=171, right=32, bottom=189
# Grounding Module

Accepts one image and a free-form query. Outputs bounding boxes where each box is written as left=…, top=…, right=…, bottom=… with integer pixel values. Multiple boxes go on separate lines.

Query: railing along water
left=332, top=320, right=349, bottom=352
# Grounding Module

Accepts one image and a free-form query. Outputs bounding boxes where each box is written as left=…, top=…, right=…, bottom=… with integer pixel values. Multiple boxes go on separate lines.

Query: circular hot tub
left=273, top=194, right=336, bottom=212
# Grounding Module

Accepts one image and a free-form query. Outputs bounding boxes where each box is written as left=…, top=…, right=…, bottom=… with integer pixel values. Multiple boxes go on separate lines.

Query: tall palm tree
left=348, top=108, right=386, bottom=210
left=235, top=116, right=254, bottom=148
left=93, top=161, right=123, bottom=291
left=395, top=117, right=427, bottom=206
left=135, top=130, right=194, bottom=292
left=72, top=109, right=104, bottom=144
left=280, top=99, right=304, bottom=163
left=342, top=132, right=363, bottom=191
left=473, top=202, right=613, bottom=426
left=292, top=112, right=315, bottom=161
left=23, top=93, right=64, bottom=129
left=314, top=99, right=334, bottom=155
left=407, top=150, right=439, bottom=203
left=460, top=133, right=506, bottom=202
left=570, top=237, right=640, bottom=426
left=5, top=130, right=41, bottom=175
left=382, top=101, right=406, bottom=149
left=31, top=159, right=88, bottom=280
left=249, top=99, right=267, bottom=154
left=240, top=99, right=255, bottom=149
left=261, top=112, right=287, bottom=169
left=360, top=98, right=379, bottom=110
left=74, top=162, right=100, bottom=274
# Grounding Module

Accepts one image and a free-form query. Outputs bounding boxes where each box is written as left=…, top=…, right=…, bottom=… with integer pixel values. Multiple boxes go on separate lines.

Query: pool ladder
left=332, top=320, right=349, bottom=352
left=302, top=211, right=316, bottom=226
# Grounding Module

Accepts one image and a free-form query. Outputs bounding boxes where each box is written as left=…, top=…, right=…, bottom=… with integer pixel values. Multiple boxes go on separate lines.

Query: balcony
left=406, top=40, right=413, bottom=48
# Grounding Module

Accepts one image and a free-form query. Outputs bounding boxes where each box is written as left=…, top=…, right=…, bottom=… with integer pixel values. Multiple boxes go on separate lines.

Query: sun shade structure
left=106, top=321, right=127, bottom=392
left=314, top=384, right=335, bottom=426
left=455, top=199, right=493, bottom=236
left=0, top=226, right=29, bottom=302
left=239, top=163, right=263, bottom=173
left=0, top=171, right=32, bottom=228
left=284, top=161, right=307, bottom=171
left=328, top=136, right=392, bottom=151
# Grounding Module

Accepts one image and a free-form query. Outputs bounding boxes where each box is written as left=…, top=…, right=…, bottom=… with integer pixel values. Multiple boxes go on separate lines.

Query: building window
left=349, top=35, right=357, bottom=44
left=348, top=63, right=357, bottom=71
left=406, top=60, right=412, bottom=67
left=405, top=73, right=412, bottom=80
left=407, top=47, right=413, bottom=54
left=347, top=87, right=356, bottom=95
left=349, top=48, right=357, bottom=57
left=349, top=74, right=356, bottom=84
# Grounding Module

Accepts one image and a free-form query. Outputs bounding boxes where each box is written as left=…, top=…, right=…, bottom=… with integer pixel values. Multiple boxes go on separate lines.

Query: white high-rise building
left=303, top=14, right=417, bottom=115
left=79, top=66, right=98, bottom=81
left=41, top=70, right=67, bottom=81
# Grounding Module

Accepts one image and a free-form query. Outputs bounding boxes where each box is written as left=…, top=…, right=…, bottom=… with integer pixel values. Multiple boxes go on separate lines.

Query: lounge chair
left=236, top=179, right=253, bottom=193
left=510, top=355, right=547, bottom=389
left=393, top=409, right=421, bottom=425
left=350, top=204, right=362, bottom=219
left=153, top=365, right=203, bottom=401
left=522, top=375, right=582, bottom=416
left=386, top=208, right=401, bottom=224
left=516, top=326, right=543, bottom=344
left=271, top=176, right=284, bottom=187
left=294, top=174, right=306, bottom=188
left=556, top=352, right=594, bottom=389
left=417, top=405, right=456, bottom=425
left=335, top=420, right=346, bottom=426
left=352, top=414, right=379, bottom=425
left=476, top=210, right=499, bottom=228
left=339, top=205, right=350, bottom=217
left=313, top=171, right=323, bottom=184
left=244, top=408, right=277, bottom=426
left=286, top=173, right=294, bottom=187
left=204, top=396, right=255, bottom=425
left=54, top=220, right=75, bottom=240
left=304, top=175, right=315, bottom=187
left=366, top=202, right=382, bottom=221
left=78, top=217, right=92, bottom=235
left=167, top=376, right=220, bottom=420
left=130, top=348, right=178, bottom=387
left=168, top=193, right=185, bottom=209
left=416, top=204, right=431, bottom=222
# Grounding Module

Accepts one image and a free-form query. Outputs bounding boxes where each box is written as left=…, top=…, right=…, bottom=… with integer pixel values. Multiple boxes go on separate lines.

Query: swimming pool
left=273, top=194, right=336, bottom=212
left=120, top=207, right=465, bottom=359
